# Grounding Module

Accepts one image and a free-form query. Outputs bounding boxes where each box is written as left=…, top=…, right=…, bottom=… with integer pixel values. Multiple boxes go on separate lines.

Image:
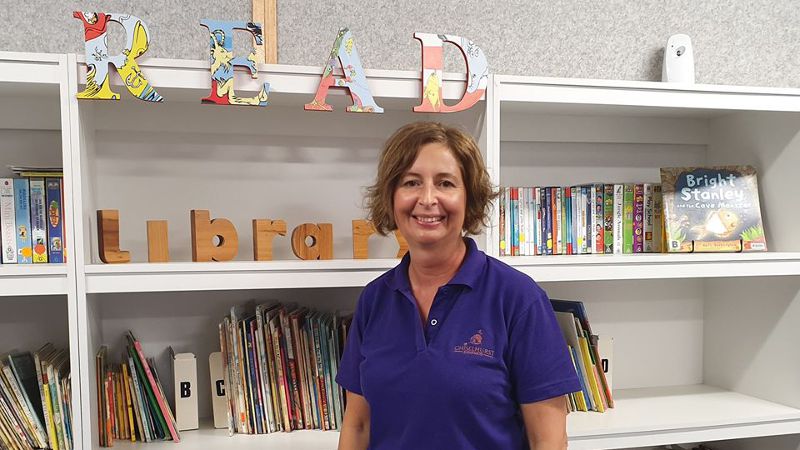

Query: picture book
left=660, top=166, right=767, bottom=252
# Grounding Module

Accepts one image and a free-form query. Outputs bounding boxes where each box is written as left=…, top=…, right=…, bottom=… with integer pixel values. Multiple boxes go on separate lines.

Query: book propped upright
left=125, top=331, right=181, bottom=443
left=661, top=166, right=767, bottom=252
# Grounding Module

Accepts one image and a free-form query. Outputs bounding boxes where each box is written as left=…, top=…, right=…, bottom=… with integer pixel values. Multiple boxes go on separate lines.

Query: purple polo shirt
left=336, top=237, right=581, bottom=449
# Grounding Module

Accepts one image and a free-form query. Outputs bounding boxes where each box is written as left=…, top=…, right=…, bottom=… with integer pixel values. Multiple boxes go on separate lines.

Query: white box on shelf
left=208, top=351, right=228, bottom=430
left=170, top=348, right=199, bottom=431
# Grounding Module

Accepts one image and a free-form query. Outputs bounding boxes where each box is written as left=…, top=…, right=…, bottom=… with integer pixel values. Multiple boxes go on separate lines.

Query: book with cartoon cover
left=660, top=166, right=767, bottom=252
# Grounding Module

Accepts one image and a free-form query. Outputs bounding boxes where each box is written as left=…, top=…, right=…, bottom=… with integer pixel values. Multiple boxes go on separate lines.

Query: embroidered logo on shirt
left=454, top=329, right=495, bottom=358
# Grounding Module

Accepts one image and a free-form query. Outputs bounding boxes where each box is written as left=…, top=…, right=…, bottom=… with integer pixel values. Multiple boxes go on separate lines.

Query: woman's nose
left=418, top=183, right=437, bottom=206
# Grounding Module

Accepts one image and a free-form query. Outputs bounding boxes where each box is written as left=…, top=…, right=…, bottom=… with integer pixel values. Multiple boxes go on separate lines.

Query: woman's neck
left=407, top=237, right=467, bottom=289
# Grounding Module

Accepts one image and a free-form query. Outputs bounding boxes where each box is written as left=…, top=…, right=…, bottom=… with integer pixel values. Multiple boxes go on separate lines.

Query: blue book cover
left=13, top=179, right=33, bottom=264
left=45, top=178, right=64, bottom=263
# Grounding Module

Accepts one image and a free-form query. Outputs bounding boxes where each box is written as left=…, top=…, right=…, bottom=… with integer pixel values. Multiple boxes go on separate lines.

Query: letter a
left=305, top=28, right=383, bottom=113
left=414, top=33, right=489, bottom=113
left=73, top=12, right=163, bottom=101
left=199, top=20, right=270, bottom=106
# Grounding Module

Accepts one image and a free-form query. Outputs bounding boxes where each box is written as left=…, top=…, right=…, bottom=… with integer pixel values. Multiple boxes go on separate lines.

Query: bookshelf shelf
left=568, top=384, right=800, bottom=450
left=504, top=252, right=800, bottom=282
left=105, top=422, right=338, bottom=450
left=83, top=259, right=398, bottom=293
left=0, top=264, right=69, bottom=296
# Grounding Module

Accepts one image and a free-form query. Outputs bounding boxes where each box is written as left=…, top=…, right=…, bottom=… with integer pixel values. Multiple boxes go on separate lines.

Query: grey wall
left=1, top=1, right=798, bottom=87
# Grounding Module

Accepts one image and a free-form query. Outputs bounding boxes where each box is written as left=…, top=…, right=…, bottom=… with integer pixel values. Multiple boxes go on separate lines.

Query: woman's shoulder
left=481, top=255, right=549, bottom=310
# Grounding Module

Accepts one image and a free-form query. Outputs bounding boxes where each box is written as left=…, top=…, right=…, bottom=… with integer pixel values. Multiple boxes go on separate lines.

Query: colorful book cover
left=603, top=184, right=614, bottom=254
left=612, top=184, right=624, bottom=255
left=623, top=184, right=634, bottom=254
left=643, top=183, right=654, bottom=252
left=660, top=166, right=767, bottom=252
left=499, top=187, right=506, bottom=256
left=29, top=178, right=48, bottom=263
left=13, top=179, right=33, bottom=264
left=582, top=186, right=591, bottom=254
left=633, top=184, right=644, bottom=253
left=0, top=178, right=17, bottom=263
left=544, top=187, right=553, bottom=255
left=126, top=332, right=181, bottom=442
left=565, top=187, right=573, bottom=255
left=653, top=185, right=664, bottom=253
left=594, top=184, right=604, bottom=254
left=45, top=178, right=64, bottom=263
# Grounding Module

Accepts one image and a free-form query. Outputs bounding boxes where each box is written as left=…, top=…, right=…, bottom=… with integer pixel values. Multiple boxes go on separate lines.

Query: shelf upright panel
left=0, top=51, right=82, bottom=449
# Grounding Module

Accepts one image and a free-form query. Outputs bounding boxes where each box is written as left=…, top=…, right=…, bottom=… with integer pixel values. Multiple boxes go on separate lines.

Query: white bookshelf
left=2, top=50, right=799, bottom=450
left=0, top=51, right=82, bottom=450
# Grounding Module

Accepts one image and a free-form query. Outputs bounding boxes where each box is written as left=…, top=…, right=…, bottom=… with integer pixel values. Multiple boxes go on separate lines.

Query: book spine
left=29, top=178, right=48, bottom=263
left=623, top=184, right=634, bottom=254
left=0, top=179, right=17, bottom=263
left=584, top=186, right=592, bottom=254
left=633, top=183, right=644, bottom=253
left=504, top=188, right=511, bottom=256
left=643, top=183, right=654, bottom=252
left=653, top=185, right=663, bottom=253
left=555, top=187, right=563, bottom=255
left=603, top=184, right=614, bottom=254
left=13, top=179, right=33, bottom=264
left=594, top=184, right=604, bottom=254
left=45, top=178, right=64, bottom=263
left=131, top=340, right=181, bottom=442
left=498, top=187, right=506, bottom=256
left=613, top=184, right=624, bottom=254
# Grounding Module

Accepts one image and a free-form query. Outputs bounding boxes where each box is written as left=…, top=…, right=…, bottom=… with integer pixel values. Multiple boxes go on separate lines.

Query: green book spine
left=623, top=184, right=634, bottom=254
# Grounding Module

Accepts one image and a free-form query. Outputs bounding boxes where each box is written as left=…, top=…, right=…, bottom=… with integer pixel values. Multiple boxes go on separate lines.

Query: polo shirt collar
left=385, top=237, right=486, bottom=292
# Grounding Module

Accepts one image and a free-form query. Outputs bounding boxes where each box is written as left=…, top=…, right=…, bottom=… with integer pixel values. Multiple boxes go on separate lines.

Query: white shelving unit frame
left=2, top=49, right=799, bottom=450
left=0, top=51, right=83, bottom=449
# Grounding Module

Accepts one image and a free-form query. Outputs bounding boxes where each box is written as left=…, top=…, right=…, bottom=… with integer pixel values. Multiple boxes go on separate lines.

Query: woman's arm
left=337, top=390, right=371, bottom=450
left=521, top=395, right=569, bottom=450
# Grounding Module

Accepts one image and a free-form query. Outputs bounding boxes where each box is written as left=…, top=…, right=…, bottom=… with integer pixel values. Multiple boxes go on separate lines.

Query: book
left=45, top=178, right=64, bottom=263
left=29, top=178, right=48, bottom=263
left=661, top=166, right=767, bottom=252
left=126, top=331, right=181, bottom=442
left=0, top=179, right=17, bottom=263
left=13, top=179, right=33, bottom=264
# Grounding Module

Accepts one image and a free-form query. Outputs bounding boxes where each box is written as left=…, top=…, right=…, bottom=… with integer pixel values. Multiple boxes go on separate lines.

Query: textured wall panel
left=0, top=0, right=798, bottom=87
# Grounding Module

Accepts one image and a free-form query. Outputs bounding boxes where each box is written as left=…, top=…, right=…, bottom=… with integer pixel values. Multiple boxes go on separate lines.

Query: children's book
left=660, top=166, right=767, bottom=252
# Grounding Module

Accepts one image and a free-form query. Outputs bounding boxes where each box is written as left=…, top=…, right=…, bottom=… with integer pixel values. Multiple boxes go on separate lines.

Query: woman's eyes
left=400, top=179, right=457, bottom=187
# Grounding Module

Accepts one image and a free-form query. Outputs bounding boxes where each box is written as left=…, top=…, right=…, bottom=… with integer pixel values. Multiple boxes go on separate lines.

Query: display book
left=95, top=332, right=181, bottom=447
left=218, top=301, right=351, bottom=436
left=661, top=165, right=766, bottom=253
left=551, top=299, right=613, bottom=413
left=0, top=166, right=66, bottom=264
left=0, top=344, right=73, bottom=450
left=500, top=166, right=767, bottom=256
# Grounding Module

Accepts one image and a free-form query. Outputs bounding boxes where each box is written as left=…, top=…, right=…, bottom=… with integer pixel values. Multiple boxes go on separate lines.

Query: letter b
left=180, top=381, right=192, bottom=398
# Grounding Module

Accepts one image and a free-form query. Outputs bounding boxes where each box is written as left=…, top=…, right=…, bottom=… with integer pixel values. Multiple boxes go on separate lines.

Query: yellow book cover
left=42, top=382, right=59, bottom=450
left=578, top=336, right=605, bottom=412
left=566, top=346, right=587, bottom=412
left=121, top=363, right=136, bottom=442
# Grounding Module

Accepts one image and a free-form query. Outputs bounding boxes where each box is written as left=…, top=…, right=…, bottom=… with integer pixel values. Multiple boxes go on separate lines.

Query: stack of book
left=552, top=299, right=614, bottom=413
left=95, top=332, right=181, bottom=446
left=219, top=302, right=351, bottom=435
left=0, top=344, right=72, bottom=450
left=1, top=166, right=66, bottom=264
left=499, top=183, right=663, bottom=256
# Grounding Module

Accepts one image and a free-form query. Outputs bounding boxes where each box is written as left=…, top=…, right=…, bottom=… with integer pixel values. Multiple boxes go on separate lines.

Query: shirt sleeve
left=335, top=288, right=368, bottom=395
left=507, top=285, right=582, bottom=404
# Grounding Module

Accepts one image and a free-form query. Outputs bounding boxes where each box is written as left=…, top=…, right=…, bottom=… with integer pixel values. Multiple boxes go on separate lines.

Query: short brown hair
left=365, top=121, right=498, bottom=236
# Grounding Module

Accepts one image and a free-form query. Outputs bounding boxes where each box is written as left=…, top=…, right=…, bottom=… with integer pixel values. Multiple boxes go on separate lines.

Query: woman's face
left=392, top=142, right=467, bottom=249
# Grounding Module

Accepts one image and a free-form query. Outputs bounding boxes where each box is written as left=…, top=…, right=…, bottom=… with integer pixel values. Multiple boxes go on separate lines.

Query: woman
left=336, top=122, right=580, bottom=449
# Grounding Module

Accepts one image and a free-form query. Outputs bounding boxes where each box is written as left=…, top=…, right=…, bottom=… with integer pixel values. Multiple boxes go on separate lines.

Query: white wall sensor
left=662, top=34, right=695, bottom=83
